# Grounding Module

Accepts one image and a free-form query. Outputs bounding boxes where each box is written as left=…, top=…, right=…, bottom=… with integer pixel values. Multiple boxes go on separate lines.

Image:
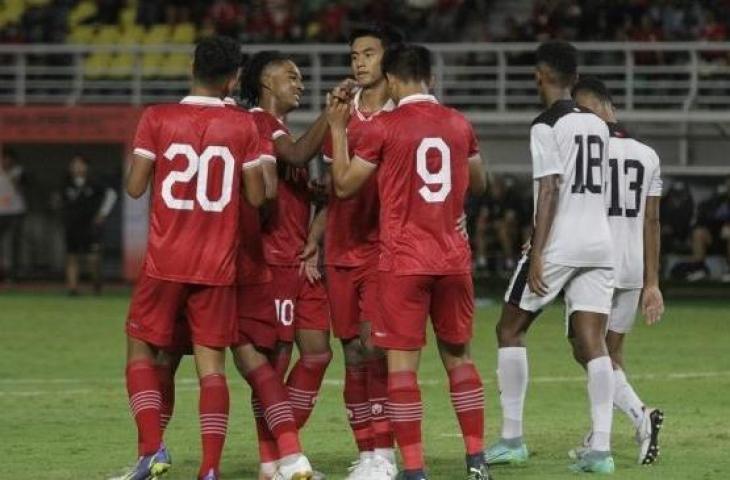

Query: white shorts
left=607, top=288, right=642, bottom=334
left=504, top=256, right=614, bottom=318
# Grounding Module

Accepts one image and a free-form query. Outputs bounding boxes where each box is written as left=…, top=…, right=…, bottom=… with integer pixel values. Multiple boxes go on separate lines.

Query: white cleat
left=636, top=408, right=664, bottom=465
left=273, top=454, right=314, bottom=480
left=369, top=454, right=398, bottom=479
left=344, top=457, right=373, bottom=480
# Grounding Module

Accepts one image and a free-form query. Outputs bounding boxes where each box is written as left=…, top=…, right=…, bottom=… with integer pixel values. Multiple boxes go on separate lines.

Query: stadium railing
left=1, top=41, right=729, bottom=175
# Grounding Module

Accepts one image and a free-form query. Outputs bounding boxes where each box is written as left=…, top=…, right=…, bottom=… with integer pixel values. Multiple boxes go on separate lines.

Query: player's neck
left=395, top=83, right=429, bottom=104
left=359, top=81, right=389, bottom=114
left=542, top=87, right=572, bottom=109
left=189, top=84, right=224, bottom=99
left=259, top=93, right=288, bottom=120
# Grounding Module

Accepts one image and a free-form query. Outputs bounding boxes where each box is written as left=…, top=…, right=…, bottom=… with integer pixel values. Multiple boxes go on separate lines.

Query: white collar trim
left=222, top=97, right=237, bottom=106
left=180, top=95, right=225, bottom=107
left=398, top=93, right=438, bottom=107
left=353, top=88, right=396, bottom=121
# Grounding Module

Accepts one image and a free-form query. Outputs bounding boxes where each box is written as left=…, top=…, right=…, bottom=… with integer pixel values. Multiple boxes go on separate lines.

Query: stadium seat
left=141, top=52, right=165, bottom=78
left=67, top=24, right=95, bottom=44
left=94, top=25, right=121, bottom=45
left=83, top=52, right=112, bottom=79
left=170, top=23, right=196, bottom=44
left=144, top=24, right=172, bottom=44
left=108, top=52, right=135, bottom=79
left=119, top=6, right=137, bottom=28
left=68, top=0, right=98, bottom=28
left=2, top=0, right=27, bottom=24
left=158, top=52, right=190, bottom=78
left=118, top=25, right=144, bottom=45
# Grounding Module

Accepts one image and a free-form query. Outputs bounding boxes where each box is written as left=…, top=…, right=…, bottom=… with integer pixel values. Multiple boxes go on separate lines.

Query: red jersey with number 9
left=353, top=94, right=479, bottom=275
left=132, top=96, right=265, bottom=286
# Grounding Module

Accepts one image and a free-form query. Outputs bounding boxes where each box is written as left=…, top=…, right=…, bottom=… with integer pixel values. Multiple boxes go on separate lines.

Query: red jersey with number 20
left=249, top=108, right=311, bottom=267
left=132, top=96, right=264, bottom=286
left=354, top=94, right=479, bottom=275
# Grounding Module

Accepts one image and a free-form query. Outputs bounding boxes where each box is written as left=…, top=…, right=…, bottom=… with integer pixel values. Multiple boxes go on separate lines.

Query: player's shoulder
left=611, top=122, right=661, bottom=166
left=531, top=99, right=604, bottom=129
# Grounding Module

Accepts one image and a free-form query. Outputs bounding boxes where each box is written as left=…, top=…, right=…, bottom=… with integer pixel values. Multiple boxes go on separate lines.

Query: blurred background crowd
left=2, top=0, right=730, bottom=46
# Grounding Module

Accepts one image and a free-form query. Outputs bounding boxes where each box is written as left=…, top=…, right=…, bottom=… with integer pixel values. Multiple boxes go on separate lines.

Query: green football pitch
left=1, top=292, right=729, bottom=479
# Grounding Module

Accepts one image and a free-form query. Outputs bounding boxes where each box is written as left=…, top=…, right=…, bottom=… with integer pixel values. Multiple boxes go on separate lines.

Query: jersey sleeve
left=529, top=123, right=562, bottom=179
left=240, top=119, right=264, bottom=169
left=132, top=108, right=157, bottom=161
left=647, top=149, right=663, bottom=197
left=353, top=119, right=385, bottom=166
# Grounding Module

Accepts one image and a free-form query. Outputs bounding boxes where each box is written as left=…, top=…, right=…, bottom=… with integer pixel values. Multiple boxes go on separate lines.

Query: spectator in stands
left=687, top=178, right=730, bottom=282
left=0, top=148, right=27, bottom=283
left=59, top=155, right=117, bottom=295
left=661, top=179, right=695, bottom=254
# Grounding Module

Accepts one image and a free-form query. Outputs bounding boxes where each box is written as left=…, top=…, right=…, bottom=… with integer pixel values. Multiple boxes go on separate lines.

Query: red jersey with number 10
left=321, top=89, right=393, bottom=267
left=353, top=94, right=479, bottom=275
left=250, top=108, right=312, bottom=267
left=132, top=95, right=264, bottom=286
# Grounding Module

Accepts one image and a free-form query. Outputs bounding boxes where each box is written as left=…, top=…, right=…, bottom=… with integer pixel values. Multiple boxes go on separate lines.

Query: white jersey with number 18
left=529, top=100, right=613, bottom=268
left=605, top=123, right=662, bottom=289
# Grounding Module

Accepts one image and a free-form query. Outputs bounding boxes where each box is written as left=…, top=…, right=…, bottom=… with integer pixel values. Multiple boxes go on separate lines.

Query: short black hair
left=572, top=76, right=613, bottom=104
left=192, top=36, right=241, bottom=86
left=239, top=50, right=291, bottom=108
left=535, top=40, right=578, bottom=86
left=349, top=23, right=405, bottom=49
left=382, top=43, right=431, bottom=84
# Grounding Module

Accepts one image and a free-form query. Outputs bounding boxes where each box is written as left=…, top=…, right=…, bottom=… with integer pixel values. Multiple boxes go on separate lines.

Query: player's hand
left=521, top=239, right=531, bottom=255
left=326, top=96, right=350, bottom=130
left=527, top=253, right=548, bottom=296
left=455, top=212, right=468, bottom=240
left=330, top=78, right=357, bottom=103
left=94, top=214, right=105, bottom=226
left=298, top=242, right=322, bottom=284
left=641, top=285, right=664, bottom=325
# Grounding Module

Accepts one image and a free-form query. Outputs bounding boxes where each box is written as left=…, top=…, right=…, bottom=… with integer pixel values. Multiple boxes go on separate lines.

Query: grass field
left=1, top=292, right=729, bottom=479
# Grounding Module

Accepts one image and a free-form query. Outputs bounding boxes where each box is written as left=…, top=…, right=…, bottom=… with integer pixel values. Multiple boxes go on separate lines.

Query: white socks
left=587, top=356, right=615, bottom=452
left=497, top=347, right=529, bottom=440
left=613, top=369, right=645, bottom=429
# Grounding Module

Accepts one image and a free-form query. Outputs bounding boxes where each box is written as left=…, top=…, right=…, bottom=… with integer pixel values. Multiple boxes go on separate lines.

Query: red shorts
left=235, top=281, right=278, bottom=351
left=270, top=265, right=330, bottom=342
left=326, top=262, right=379, bottom=340
left=373, top=272, right=474, bottom=350
left=126, top=273, right=237, bottom=349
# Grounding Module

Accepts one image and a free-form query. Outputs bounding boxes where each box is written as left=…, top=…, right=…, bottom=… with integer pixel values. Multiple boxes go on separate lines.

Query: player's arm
left=642, top=160, right=664, bottom=324
left=126, top=155, right=154, bottom=199
left=326, top=99, right=376, bottom=199
left=468, top=154, right=487, bottom=195
left=275, top=81, right=356, bottom=167
left=527, top=123, right=562, bottom=296
left=529, top=174, right=560, bottom=296
left=299, top=206, right=327, bottom=283
left=262, top=159, right=278, bottom=200
left=242, top=164, right=266, bottom=208
left=95, top=187, right=118, bottom=224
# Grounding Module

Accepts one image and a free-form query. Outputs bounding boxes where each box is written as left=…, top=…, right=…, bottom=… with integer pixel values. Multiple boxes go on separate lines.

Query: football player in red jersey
left=238, top=51, right=347, bottom=480
left=120, top=37, right=266, bottom=480
left=319, top=24, right=403, bottom=480
left=326, top=44, right=491, bottom=480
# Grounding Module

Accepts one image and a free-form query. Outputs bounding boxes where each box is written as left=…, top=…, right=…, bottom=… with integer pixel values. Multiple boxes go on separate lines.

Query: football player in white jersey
left=484, top=41, right=617, bottom=474
left=571, top=76, right=665, bottom=466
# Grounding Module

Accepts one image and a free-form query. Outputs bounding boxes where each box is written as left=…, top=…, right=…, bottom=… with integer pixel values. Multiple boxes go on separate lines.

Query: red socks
left=367, top=357, right=394, bottom=450
left=156, top=364, right=175, bottom=434
left=198, top=374, right=229, bottom=478
left=448, top=363, right=485, bottom=455
left=126, top=359, right=162, bottom=456
left=286, top=351, right=332, bottom=428
left=387, top=370, right=423, bottom=470
left=344, top=364, right=374, bottom=453
left=246, top=363, right=302, bottom=458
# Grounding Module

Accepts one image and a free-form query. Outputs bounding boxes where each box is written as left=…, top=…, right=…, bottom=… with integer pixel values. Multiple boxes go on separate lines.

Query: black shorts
left=65, top=224, right=101, bottom=254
